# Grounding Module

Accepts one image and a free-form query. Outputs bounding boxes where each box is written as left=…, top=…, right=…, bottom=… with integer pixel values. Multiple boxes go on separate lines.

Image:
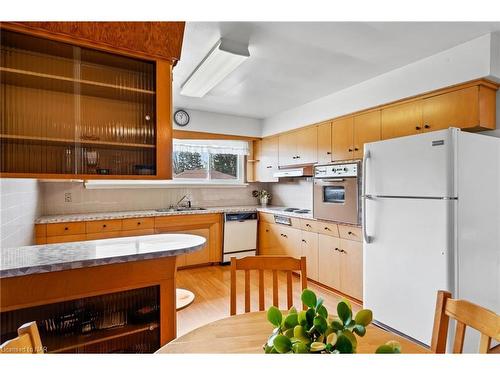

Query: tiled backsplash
left=268, top=178, right=313, bottom=210
left=0, top=179, right=42, bottom=248
left=40, top=182, right=268, bottom=215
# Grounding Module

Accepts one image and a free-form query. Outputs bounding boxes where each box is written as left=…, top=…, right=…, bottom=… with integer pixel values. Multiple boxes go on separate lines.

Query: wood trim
left=0, top=172, right=168, bottom=180
left=430, top=290, right=451, bottom=353
left=156, top=60, right=173, bottom=179
left=1, top=22, right=184, bottom=64
left=173, top=129, right=261, bottom=141
left=264, top=78, right=499, bottom=138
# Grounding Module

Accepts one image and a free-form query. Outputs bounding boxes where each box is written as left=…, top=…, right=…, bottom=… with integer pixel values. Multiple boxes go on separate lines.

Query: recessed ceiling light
left=180, top=39, right=250, bottom=98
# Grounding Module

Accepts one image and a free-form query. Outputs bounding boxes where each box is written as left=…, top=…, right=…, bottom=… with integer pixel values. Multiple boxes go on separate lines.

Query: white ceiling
left=173, top=22, right=500, bottom=120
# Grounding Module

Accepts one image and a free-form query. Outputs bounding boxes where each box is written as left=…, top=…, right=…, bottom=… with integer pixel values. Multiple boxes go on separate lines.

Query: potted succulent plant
left=252, top=189, right=272, bottom=206
left=263, top=289, right=401, bottom=354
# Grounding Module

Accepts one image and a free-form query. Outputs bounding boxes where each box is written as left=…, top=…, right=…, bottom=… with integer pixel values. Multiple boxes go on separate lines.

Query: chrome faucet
left=175, top=194, right=191, bottom=208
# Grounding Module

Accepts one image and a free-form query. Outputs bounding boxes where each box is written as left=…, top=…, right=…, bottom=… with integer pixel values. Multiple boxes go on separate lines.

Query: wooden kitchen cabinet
left=0, top=26, right=175, bottom=179
left=331, top=116, right=354, bottom=161
left=339, top=238, right=363, bottom=300
left=381, top=101, right=423, bottom=139
left=278, top=127, right=317, bottom=167
left=277, top=225, right=301, bottom=258
left=318, top=234, right=342, bottom=291
left=353, top=111, right=381, bottom=159
left=255, top=137, right=279, bottom=182
left=300, top=231, right=319, bottom=281
left=316, top=122, right=332, bottom=164
left=258, top=222, right=280, bottom=255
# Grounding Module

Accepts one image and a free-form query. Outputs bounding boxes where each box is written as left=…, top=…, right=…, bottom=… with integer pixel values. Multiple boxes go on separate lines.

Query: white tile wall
left=40, top=181, right=269, bottom=215
left=268, top=178, right=313, bottom=209
left=0, top=179, right=42, bottom=249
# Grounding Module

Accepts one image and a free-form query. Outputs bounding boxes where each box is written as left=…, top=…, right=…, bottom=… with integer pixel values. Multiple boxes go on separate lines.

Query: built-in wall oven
left=313, top=162, right=361, bottom=224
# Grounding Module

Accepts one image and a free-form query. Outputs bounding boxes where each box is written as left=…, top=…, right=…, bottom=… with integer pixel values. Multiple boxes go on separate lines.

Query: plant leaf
left=316, top=297, right=324, bottom=310
left=354, top=309, right=373, bottom=327
left=283, top=313, right=299, bottom=329
left=317, top=304, right=328, bottom=319
left=273, top=334, right=292, bottom=353
left=292, top=342, right=309, bottom=353
left=284, top=328, right=295, bottom=338
left=288, top=306, right=297, bottom=315
left=310, top=342, right=326, bottom=352
left=267, top=306, right=283, bottom=327
left=293, top=325, right=311, bottom=344
left=326, top=332, right=338, bottom=346
left=305, top=308, right=315, bottom=327
left=353, top=324, right=366, bottom=337
left=342, top=330, right=358, bottom=349
left=337, top=301, right=352, bottom=325
left=267, top=331, right=278, bottom=347
left=331, top=318, right=344, bottom=331
left=301, top=289, right=317, bottom=308
left=313, top=315, right=328, bottom=334
left=335, top=334, right=353, bottom=353
left=376, top=340, right=402, bottom=353
left=298, top=311, right=307, bottom=326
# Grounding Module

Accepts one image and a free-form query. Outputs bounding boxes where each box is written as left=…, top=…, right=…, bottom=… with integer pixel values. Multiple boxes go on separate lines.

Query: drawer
left=316, top=221, right=339, bottom=237
left=45, top=234, right=87, bottom=244
left=86, top=231, right=122, bottom=240
left=120, top=229, right=155, bottom=237
left=121, top=217, right=154, bottom=231
left=35, top=224, right=47, bottom=238
left=86, top=219, right=122, bottom=234
left=338, top=225, right=362, bottom=242
left=300, top=219, right=319, bottom=233
left=46, top=222, right=86, bottom=237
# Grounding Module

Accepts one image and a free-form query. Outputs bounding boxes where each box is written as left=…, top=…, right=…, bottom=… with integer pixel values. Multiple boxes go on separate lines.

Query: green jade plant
left=263, top=289, right=402, bottom=354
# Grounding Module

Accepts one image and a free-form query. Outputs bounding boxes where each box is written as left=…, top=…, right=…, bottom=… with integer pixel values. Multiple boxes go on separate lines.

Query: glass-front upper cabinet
left=1, top=29, right=171, bottom=178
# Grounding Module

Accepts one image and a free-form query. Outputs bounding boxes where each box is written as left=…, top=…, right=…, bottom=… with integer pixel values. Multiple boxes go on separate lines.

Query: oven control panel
left=314, top=163, right=359, bottom=178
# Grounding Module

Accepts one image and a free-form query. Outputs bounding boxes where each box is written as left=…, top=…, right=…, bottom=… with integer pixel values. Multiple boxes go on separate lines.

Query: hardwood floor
left=176, top=265, right=361, bottom=337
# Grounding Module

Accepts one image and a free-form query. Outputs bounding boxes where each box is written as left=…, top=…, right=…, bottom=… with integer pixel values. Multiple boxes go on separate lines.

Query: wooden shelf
left=44, top=322, right=159, bottom=353
left=0, top=134, right=155, bottom=149
left=0, top=67, right=155, bottom=101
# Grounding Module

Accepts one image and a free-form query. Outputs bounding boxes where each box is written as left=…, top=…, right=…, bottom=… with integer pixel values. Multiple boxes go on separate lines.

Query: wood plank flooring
left=176, top=265, right=361, bottom=337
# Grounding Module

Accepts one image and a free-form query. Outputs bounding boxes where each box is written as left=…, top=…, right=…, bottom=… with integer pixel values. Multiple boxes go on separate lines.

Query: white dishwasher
left=222, top=211, right=258, bottom=263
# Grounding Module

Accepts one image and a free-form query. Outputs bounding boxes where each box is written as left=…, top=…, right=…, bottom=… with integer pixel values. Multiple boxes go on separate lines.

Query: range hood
left=273, top=165, right=313, bottom=178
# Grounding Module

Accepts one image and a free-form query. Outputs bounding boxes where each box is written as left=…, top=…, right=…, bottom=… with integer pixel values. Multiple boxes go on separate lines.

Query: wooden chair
left=230, top=255, right=307, bottom=315
left=0, top=322, right=44, bottom=354
left=430, top=290, right=500, bottom=353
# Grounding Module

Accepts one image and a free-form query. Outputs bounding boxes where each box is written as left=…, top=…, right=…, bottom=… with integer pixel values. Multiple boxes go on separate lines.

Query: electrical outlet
left=64, top=192, right=72, bottom=203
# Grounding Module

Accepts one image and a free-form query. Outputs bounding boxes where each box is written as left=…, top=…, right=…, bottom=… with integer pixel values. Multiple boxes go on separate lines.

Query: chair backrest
left=0, top=322, right=44, bottom=354
left=230, top=255, right=307, bottom=315
left=431, top=290, right=500, bottom=353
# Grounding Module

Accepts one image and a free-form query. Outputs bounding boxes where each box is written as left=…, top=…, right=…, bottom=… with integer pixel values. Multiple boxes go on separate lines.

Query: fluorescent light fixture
left=180, top=38, right=250, bottom=97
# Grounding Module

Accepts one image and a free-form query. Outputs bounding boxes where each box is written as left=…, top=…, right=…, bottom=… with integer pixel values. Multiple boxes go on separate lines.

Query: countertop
left=0, top=233, right=206, bottom=278
left=34, top=205, right=360, bottom=227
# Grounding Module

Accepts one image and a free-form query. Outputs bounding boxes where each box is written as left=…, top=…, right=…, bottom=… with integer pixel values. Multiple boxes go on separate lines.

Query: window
left=172, top=139, right=249, bottom=183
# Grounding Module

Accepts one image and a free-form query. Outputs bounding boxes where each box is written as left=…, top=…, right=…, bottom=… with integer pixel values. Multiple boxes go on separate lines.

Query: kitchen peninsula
left=0, top=234, right=206, bottom=353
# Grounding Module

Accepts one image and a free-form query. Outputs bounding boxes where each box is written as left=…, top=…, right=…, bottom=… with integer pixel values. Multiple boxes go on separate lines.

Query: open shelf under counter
left=45, top=322, right=159, bottom=353
left=0, top=66, right=156, bottom=101
left=0, top=133, right=156, bottom=150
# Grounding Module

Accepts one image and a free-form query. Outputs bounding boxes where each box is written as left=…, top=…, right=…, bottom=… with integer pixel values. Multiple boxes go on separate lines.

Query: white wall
left=0, top=179, right=41, bottom=249
left=262, top=33, right=494, bottom=136
left=173, top=108, right=262, bottom=137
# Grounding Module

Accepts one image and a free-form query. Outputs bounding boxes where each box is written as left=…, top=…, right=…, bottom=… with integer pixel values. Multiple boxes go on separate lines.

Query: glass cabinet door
left=0, top=29, right=157, bottom=177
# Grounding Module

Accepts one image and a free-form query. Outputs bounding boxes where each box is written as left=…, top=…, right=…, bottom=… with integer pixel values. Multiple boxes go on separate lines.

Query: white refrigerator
left=363, top=127, right=499, bottom=352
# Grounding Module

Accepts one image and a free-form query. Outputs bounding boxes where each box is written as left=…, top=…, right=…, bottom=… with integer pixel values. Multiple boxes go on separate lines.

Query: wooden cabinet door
left=381, top=101, right=423, bottom=139
left=259, top=222, right=280, bottom=255
left=422, top=87, right=479, bottom=132
left=318, top=234, right=342, bottom=290
left=296, top=126, right=318, bottom=164
left=331, top=117, right=354, bottom=161
left=339, top=239, right=363, bottom=300
left=277, top=225, right=301, bottom=258
left=301, top=231, right=319, bottom=281
left=173, top=228, right=210, bottom=267
left=353, top=111, right=381, bottom=159
left=317, top=122, right=332, bottom=164
left=258, top=137, right=279, bottom=182
left=278, top=132, right=297, bottom=167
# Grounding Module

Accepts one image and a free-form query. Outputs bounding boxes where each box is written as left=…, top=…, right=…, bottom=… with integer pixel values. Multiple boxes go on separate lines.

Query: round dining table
left=156, top=311, right=431, bottom=354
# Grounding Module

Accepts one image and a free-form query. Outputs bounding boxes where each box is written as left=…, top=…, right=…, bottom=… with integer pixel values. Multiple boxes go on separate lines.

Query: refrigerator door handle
left=362, top=150, right=373, bottom=243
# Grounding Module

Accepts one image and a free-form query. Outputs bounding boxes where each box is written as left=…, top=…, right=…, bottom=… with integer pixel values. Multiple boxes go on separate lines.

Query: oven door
left=313, top=177, right=359, bottom=224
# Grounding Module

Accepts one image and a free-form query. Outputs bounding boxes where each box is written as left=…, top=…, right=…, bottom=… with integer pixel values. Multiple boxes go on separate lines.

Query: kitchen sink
left=155, top=207, right=207, bottom=212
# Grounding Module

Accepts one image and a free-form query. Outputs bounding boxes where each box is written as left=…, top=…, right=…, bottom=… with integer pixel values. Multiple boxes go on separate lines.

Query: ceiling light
left=180, top=39, right=250, bottom=98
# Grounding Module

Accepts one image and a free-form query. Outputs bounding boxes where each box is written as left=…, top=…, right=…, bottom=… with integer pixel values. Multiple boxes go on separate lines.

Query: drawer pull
left=137, top=222, right=141, bottom=225
left=102, top=224, right=107, bottom=228
left=302, top=239, right=307, bottom=243
left=266, top=229, right=269, bottom=232
left=334, top=247, right=340, bottom=252
left=354, top=147, right=359, bottom=151
left=415, top=126, right=421, bottom=130
left=306, top=224, right=311, bottom=228
left=348, top=148, right=353, bottom=152
left=64, top=227, right=69, bottom=231
left=280, top=233, right=288, bottom=238
left=424, top=124, right=430, bottom=129
left=326, top=151, right=331, bottom=155
left=348, top=231, right=353, bottom=235
left=324, top=227, right=330, bottom=231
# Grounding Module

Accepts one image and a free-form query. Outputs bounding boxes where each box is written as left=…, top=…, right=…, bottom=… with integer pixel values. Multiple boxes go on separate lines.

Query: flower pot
left=259, top=196, right=269, bottom=206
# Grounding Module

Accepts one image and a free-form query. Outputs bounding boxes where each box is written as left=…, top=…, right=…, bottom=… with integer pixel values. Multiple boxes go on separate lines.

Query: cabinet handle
left=265, top=229, right=269, bottom=232
left=340, top=249, right=347, bottom=254
left=302, top=239, right=307, bottom=243
left=266, top=166, right=272, bottom=169
left=354, top=147, right=359, bottom=151
left=297, top=155, right=301, bottom=159
left=306, top=223, right=311, bottom=228
left=348, top=231, right=353, bottom=235
left=102, top=224, right=107, bottom=228
left=137, top=222, right=141, bottom=225
left=424, top=124, right=430, bottom=129
left=348, top=148, right=353, bottom=152
left=326, top=151, right=331, bottom=155
left=64, top=227, right=69, bottom=231
left=324, top=227, right=331, bottom=231
left=415, top=126, right=421, bottom=130
left=334, top=247, right=340, bottom=252
left=280, top=233, right=288, bottom=238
